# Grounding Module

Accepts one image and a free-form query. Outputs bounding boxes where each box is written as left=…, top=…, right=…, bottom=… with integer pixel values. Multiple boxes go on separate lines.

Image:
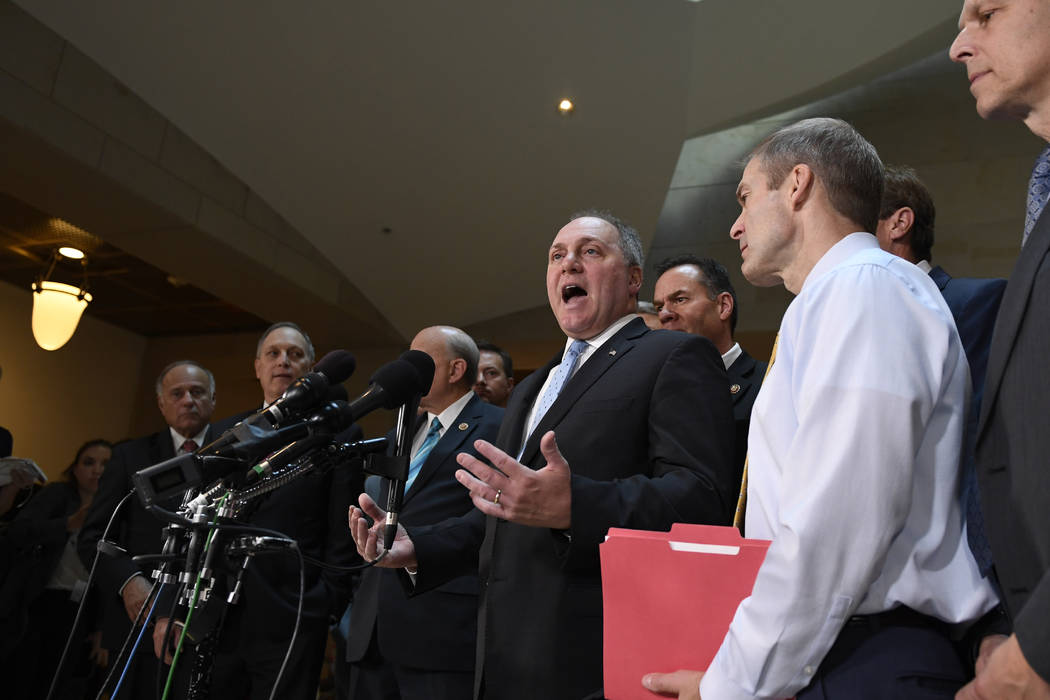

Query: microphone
left=347, top=351, right=435, bottom=423
left=196, top=350, right=356, bottom=458
left=259, top=349, right=357, bottom=425
left=380, top=349, right=435, bottom=551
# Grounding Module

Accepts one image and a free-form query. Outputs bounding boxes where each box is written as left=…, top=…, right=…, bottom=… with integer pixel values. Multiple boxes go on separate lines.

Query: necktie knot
left=1023, top=144, right=1050, bottom=245
left=181, top=439, right=198, bottom=454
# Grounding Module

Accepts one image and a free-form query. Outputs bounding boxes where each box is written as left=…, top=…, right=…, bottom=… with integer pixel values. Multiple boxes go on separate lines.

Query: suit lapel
left=980, top=209, right=1050, bottom=436
left=405, top=396, right=478, bottom=503
left=518, top=319, right=646, bottom=465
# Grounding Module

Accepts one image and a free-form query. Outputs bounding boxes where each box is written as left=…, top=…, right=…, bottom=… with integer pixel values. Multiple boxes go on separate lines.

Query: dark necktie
left=181, top=439, right=198, bottom=454
left=1023, top=144, right=1050, bottom=246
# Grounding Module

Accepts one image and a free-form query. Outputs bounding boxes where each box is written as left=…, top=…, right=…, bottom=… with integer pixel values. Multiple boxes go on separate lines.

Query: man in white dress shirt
left=643, top=117, right=998, bottom=699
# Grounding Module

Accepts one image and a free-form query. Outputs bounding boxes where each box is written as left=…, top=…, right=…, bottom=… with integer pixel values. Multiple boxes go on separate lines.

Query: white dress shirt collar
left=170, top=425, right=208, bottom=453
left=722, top=342, right=742, bottom=371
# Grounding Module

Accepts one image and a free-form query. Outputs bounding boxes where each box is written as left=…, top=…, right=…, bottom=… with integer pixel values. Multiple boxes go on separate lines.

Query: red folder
left=600, top=524, right=771, bottom=700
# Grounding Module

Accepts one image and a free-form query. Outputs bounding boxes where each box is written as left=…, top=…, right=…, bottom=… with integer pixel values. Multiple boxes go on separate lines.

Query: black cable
left=40, top=488, right=130, bottom=700
left=267, top=542, right=304, bottom=700
left=155, top=582, right=184, bottom=700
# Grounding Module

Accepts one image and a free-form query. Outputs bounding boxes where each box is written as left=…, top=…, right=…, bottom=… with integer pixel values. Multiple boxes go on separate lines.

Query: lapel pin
left=608, top=350, right=617, bottom=356
left=458, top=422, right=469, bottom=431
left=730, top=383, right=741, bottom=395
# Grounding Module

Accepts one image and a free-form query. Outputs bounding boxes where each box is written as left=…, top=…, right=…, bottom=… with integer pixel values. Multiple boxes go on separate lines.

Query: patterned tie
left=733, top=334, right=778, bottom=531
left=525, top=339, right=589, bottom=444
left=181, top=439, right=198, bottom=454
left=405, top=417, right=442, bottom=491
left=1023, top=144, right=1050, bottom=246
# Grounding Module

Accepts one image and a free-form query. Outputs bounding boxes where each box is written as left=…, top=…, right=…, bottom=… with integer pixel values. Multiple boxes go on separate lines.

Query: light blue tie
left=525, top=339, right=589, bottom=443
left=405, top=417, right=442, bottom=491
left=1023, top=144, right=1050, bottom=246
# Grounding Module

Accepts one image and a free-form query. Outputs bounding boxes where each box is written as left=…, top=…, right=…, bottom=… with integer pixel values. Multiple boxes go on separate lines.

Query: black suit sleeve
left=562, top=333, right=735, bottom=570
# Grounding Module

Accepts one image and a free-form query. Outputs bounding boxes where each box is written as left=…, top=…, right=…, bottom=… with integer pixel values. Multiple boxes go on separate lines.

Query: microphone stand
left=383, top=394, right=421, bottom=551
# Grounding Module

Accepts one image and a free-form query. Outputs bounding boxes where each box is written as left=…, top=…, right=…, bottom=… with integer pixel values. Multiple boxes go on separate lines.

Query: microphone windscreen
left=324, top=383, right=350, bottom=403
left=399, top=349, right=436, bottom=394
left=370, top=358, right=428, bottom=409
left=313, top=350, right=356, bottom=384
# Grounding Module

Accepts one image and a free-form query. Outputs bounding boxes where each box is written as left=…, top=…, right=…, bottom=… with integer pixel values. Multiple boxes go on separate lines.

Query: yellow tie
left=732, top=334, right=778, bottom=531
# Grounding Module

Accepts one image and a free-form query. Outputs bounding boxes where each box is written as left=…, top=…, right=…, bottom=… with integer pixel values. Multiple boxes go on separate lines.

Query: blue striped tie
left=525, top=339, right=589, bottom=442
left=405, top=417, right=442, bottom=491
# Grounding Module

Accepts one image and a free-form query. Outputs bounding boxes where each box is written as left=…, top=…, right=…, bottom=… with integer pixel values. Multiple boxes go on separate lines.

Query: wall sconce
left=31, top=249, right=92, bottom=351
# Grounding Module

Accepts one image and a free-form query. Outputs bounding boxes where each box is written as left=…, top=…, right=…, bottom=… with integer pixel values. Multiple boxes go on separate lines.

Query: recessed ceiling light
left=58, top=246, right=85, bottom=259
left=557, top=98, right=575, bottom=115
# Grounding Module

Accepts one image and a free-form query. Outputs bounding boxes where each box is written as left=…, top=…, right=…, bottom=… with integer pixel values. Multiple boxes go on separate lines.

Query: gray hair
left=568, top=209, right=645, bottom=270
left=749, top=118, right=884, bottom=234
left=155, top=360, right=215, bottom=397
left=442, top=327, right=480, bottom=390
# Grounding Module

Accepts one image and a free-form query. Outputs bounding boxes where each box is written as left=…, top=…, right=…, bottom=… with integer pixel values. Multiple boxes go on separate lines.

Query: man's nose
left=658, top=306, right=674, bottom=322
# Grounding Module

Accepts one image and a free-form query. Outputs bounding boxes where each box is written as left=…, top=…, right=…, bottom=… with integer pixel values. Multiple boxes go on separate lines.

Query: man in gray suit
left=951, top=1, right=1050, bottom=697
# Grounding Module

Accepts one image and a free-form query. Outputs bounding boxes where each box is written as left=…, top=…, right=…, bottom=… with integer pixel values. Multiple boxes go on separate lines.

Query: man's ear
left=448, top=357, right=467, bottom=385
left=716, top=292, right=734, bottom=323
left=627, top=266, right=643, bottom=297
left=887, top=206, right=915, bottom=241
left=788, top=164, right=815, bottom=210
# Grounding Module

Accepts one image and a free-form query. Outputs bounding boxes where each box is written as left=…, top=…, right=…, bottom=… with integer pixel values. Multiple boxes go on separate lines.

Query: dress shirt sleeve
left=701, top=265, right=959, bottom=699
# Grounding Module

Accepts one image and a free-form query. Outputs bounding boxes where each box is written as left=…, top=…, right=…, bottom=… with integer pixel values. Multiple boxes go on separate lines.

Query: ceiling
left=3, top=0, right=973, bottom=343
left=0, top=191, right=268, bottom=335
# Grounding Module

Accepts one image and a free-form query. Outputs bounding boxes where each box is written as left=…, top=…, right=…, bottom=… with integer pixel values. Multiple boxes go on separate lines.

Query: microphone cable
left=46, top=488, right=135, bottom=700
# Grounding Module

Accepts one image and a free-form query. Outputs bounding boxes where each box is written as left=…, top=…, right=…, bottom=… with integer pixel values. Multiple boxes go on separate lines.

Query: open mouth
left=562, top=284, right=587, bottom=302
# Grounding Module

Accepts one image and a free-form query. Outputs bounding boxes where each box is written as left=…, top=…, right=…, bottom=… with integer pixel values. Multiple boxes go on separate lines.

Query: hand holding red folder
left=600, top=524, right=770, bottom=700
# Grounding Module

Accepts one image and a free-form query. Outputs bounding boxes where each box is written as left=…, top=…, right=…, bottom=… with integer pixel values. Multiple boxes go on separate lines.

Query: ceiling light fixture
left=58, top=246, right=85, bottom=259
left=31, top=250, right=92, bottom=351
left=557, top=98, right=575, bottom=115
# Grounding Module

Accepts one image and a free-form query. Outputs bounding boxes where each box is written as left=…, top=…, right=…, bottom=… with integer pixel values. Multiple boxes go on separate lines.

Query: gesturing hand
left=454, top=431, right=572, bottom=529
left=348, top=493, right=418, bottom=569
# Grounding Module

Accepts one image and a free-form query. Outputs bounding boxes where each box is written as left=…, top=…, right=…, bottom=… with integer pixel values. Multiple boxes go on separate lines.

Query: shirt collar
left=915, top=259, right=932, bottom=274
left=722, top=341, right=742, bottom=370
left=427, top=390, right=474, bottom=434
left=170, top=425, right=208, bottom=452
left=801, top=232, right=879, bottom=295
left=564, top=314, right=637, bottom=356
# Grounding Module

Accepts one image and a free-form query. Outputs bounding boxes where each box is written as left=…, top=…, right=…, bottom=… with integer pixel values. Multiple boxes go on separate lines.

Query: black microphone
left=381, top=350, right=435, bottom=551
left=347, top=351, right=436, bottom=422
left=259, top=349, right=357, bottom=425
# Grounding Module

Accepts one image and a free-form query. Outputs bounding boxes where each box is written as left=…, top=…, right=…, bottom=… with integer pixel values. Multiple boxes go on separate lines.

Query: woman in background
left=0, top=439, right=111, bottom=699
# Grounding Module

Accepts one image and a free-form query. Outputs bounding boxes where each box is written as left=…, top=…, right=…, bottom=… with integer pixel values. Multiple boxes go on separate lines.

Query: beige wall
left=0, top=278, right=145, bottom=479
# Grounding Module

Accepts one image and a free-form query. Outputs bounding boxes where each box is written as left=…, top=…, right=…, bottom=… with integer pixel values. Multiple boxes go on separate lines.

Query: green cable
left=161, top=493, right=230, bottom=700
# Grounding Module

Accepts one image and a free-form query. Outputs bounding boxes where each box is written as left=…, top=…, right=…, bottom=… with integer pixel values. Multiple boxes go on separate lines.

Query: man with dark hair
left=951, top=1, right=1050, bottom=695
left=644, top=118, right=997, bottom=700
left=351, top=211, right=735, bottom=699
left=876, top=167, right=1007, bottom=626
left=653, top=254, right=767, bottom=488
left=473, top=342, right=515, bottom=408
left=349, top=326, right=502, bottom=700
left=78, top=360, right=220, bottom=699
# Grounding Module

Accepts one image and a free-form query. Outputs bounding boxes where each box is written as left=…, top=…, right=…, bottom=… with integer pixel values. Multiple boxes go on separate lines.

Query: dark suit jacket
left=410, top=319, right=736, bottom=699
left=213, top=410, right=362, bottom=648
left=929, top=265, right=1006, bottom=408
left=975, top=209, right=1050, bottom=681
left=726, top=348, right=767, bottom=490
left=348, top=394, right=502, bottom=671
left=77, top=426, right=214, bottom=649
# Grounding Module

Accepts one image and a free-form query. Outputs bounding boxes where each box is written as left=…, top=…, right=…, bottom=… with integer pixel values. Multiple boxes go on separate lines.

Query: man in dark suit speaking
left=351, top=210, right=736, bottom=699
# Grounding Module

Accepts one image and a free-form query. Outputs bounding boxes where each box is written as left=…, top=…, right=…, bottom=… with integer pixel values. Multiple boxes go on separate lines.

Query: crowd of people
left=1, top=0, right=1049, bottom=697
